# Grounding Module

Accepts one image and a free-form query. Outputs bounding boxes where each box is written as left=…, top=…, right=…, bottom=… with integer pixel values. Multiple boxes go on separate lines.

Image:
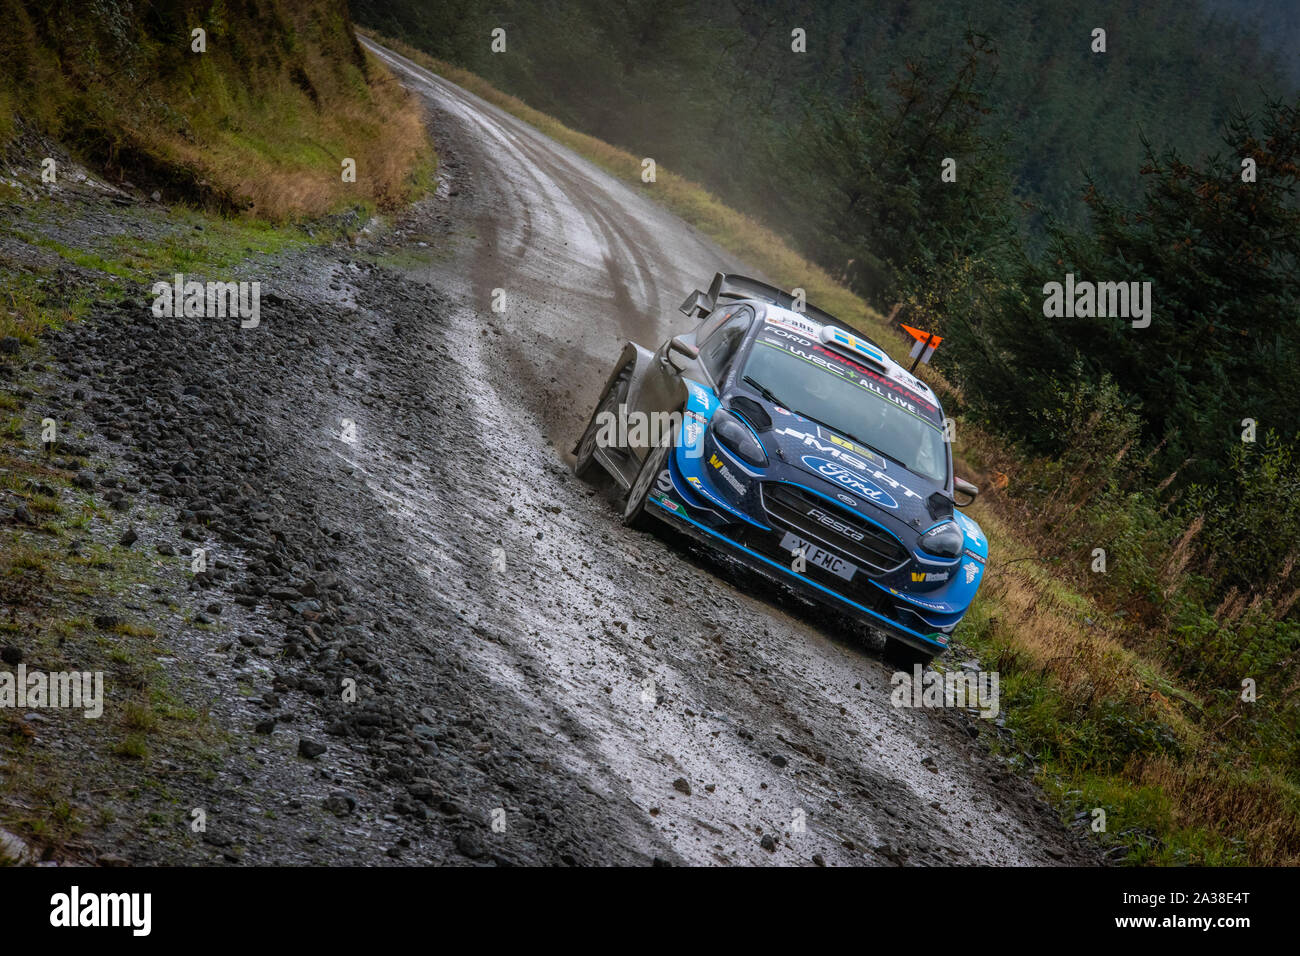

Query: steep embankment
left=0, top=0, right=432, bottom=218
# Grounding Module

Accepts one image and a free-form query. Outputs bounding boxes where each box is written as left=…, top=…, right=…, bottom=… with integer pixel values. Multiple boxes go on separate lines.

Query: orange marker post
left=900, top=324, right=942, bottom=372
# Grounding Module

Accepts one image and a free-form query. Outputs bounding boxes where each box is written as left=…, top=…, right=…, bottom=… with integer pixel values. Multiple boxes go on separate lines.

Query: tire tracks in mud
left=2, top=41, right=1095, bottom=868
left=354, top=38, right=1098, bottom=866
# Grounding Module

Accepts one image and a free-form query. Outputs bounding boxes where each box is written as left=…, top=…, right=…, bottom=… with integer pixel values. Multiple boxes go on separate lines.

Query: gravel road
left=0, top=39, right=1098, bottom=866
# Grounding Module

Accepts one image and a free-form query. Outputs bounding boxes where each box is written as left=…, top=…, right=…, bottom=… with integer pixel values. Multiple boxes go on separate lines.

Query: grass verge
left=1, top=0, right=435, bottom=220
left=0, top=184, right=340, bottom=864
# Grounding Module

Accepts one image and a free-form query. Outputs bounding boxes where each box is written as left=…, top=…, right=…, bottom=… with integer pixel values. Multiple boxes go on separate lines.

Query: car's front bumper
left=647, top=476, right=949, bottom=657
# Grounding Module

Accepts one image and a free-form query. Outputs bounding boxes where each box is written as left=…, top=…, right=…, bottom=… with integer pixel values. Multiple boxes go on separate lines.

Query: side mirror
left=666, top=336, right=699, bottom=372
left=954, top=476, right=979, bottom=506
left=679, top=290, right=712, bottom=318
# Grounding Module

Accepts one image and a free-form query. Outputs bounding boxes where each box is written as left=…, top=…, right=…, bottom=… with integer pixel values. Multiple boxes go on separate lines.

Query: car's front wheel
left=623, top=437, right=671, bottom=531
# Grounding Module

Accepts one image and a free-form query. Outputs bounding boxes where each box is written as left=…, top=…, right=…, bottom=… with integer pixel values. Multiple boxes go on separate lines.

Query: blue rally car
left=573, top=274, right=986, bottom=665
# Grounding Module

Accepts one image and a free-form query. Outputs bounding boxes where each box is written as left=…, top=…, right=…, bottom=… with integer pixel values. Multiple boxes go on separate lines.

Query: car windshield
left=743, top=334, right=948, bottom=482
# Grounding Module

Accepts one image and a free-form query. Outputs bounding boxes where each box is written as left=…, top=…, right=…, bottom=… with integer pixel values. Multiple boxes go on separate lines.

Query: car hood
left=755, top=407, right=942, bottom=533
left=682, top=376, right=981, bottom=548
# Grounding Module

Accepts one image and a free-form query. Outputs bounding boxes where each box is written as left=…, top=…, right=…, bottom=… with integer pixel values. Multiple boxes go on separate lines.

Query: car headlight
left=711, top=408, right=767, bottom=467
left=918, top=520, right=963, bottom=558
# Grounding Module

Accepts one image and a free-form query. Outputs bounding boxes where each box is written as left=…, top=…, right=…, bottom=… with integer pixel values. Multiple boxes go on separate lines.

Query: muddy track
left=340, top=39, right=1095, bottom=866
left=2, top=41, right=1097, bottom=866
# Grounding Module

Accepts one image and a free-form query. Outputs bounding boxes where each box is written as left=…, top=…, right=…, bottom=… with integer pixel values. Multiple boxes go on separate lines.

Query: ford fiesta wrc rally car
left=573, top=273, right=987, bottom=666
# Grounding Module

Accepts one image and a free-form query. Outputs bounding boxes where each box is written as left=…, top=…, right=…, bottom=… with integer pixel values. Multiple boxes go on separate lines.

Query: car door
left=625, top=304, right=752, bottom=463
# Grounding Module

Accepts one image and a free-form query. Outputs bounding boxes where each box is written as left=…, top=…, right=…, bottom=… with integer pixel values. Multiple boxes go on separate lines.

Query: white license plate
left=779, top=532, right=858, bottom=581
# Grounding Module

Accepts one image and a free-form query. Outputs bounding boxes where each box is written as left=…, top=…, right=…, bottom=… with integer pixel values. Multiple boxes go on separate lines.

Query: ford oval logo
left=800, top=455, right=899, bottom=509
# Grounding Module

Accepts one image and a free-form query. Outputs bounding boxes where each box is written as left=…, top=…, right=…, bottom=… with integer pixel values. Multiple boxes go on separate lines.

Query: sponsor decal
left=862, top=464, right=924, bottom=503
left=801, top=455, right=898, bottom=509
left=684, top=410, right=705, bottom=449
left=805, top=506, right=865, bottom=542
left=687, top=474, right=736, bottom=512
left=651, top=490, right=680, bottom=513
left=708, top=453, right=748, bottom=495
left=783, top=434, right=924, bottom=504
left=891, top=368, right=929, bottom=394
left=764, top=312, right=822, bottom=338
left=776, top=427, right=886, bottom=474
left=685, top=380, right=712, bottom=406
left=955, top=511, right=985, bottom=548
left=826, top=431, right=883, bottom=464
left=910, top=570, right=950, bottom=583
left=963, top=561, right=980, bottom=584
left=759, top=330, right=940, bottom=419
left=963, top=547, right=986, bottom=564
left=888, top=587, right=949, bottom=612
left=836, top=492, right=858, bottom=507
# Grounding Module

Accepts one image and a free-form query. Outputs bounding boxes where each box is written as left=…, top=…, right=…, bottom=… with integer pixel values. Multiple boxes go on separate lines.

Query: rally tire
left=623, top=438, right=671, bottom=531
left=574, top=365, right=631, bottom=480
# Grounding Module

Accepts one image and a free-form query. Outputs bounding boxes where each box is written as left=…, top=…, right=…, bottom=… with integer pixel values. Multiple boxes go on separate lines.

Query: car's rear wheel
left=574, top=364, right=630, bottom=480
left=623, top=437, right=671, bottom=531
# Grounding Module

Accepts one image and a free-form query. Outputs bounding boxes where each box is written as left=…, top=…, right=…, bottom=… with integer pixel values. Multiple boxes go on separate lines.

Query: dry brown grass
left=973, top=500, right=1190, bottom=719
left=137, top=49, right=434, bottom=221
left=2, top=5, right=436, bottom=222
left=1132, top=756, right=1300, bottom=865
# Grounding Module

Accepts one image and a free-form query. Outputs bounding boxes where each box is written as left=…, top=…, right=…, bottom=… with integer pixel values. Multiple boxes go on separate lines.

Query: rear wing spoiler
left=679, top=272, right=882, bottom=349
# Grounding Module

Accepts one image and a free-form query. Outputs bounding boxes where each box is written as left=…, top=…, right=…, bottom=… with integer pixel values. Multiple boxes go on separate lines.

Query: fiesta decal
left=801, top=455, right=898, bottom=509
